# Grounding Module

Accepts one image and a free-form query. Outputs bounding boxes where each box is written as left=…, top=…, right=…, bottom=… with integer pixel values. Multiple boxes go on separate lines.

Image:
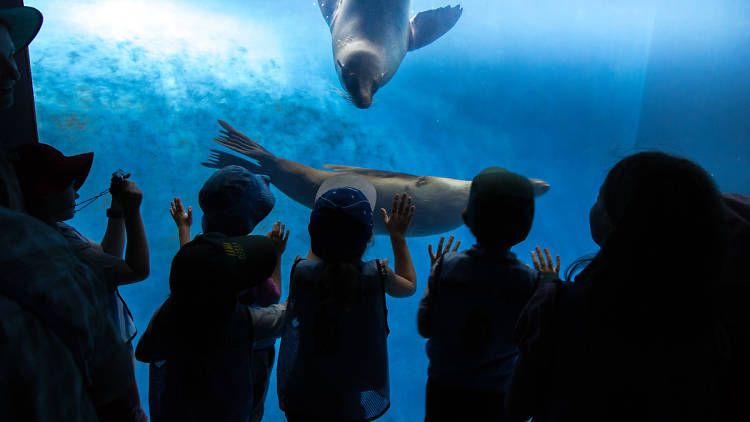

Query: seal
left=320, top=0, right=463, bottom=108
left=204, top=121, right=550, bottom=237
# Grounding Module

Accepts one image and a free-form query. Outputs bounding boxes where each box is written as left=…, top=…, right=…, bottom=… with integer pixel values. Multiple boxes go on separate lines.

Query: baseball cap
left=169, top=232, right=277, bottom=298
left=11, top=142, right=93, bottom=200
left=315, top=173, right=376, bottom=211
left=0, top=7, right=43, bottom=53
left=199, top=166, right=275, bottom=236
left=465, top=167, right=535, bottom=247
left=309, top=174, right=376, bottom=261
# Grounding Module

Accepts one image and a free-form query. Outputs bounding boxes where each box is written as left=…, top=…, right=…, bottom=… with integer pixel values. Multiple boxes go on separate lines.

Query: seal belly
left=364, top=176, right=471, bottom=236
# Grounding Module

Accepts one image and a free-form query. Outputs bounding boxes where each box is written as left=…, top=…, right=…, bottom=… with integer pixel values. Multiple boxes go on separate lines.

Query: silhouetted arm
left=100, top=214, right=125, bottom=257
left=169, top=197, right=193, bottom=247
left=112, top=177, right=149, bottom=284
left=381, top=193, right=417, bottom=297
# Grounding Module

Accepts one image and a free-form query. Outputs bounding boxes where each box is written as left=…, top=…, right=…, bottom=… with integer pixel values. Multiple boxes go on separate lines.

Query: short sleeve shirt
left=56, top=222, right=137, bottom=344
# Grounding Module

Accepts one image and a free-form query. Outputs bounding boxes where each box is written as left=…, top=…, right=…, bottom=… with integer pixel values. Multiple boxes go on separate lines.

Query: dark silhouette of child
left=506, top=152, right=727, bottom=422
left=418, top=167, right=555, bottom=422
left=163, top=165, right=288, bottom=422
left=138, top=166, right=287, bottom=422
left=278, top=174, right=418, bottom=422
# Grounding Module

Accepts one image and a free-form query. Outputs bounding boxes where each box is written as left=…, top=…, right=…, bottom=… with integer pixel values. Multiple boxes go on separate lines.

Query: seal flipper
left=408, top=5, right=463, bottom=51
left=202, top=150, right=266, bottom=175
left=323, top=164, right=421, bottom=180
left=318, top=0, right=341, bottom=27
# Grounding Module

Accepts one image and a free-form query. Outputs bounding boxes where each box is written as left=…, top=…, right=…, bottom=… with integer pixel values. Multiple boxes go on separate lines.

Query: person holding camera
left=11, top=142, right=149, bottom=422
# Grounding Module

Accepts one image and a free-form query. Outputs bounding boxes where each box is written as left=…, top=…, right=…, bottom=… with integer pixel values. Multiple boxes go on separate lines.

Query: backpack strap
left=290, top=255, right=304, bottom=282
left=375, top=259, right=391, bottom=337
left=0, top=278, right=93, bottom=388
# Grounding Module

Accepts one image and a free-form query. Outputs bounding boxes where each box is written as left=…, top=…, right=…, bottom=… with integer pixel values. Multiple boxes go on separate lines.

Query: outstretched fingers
left=531, top=249, right=542, bottom=271
left=543, top=247, right=560, bottom=274
left=390, top=194, right=400, bottom=217
left=436, top=236, right=445, bottom=256
left=380, top=207, right=389, bottom=224
left=174, top=197, right=185, bottom=214
left=443, top=235, right=454, bottom=254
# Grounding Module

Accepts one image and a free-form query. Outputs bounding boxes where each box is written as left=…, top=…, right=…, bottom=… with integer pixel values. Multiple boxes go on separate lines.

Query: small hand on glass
left=428, top=235, right=460, bottom=267
left=169, top=197, right=192, bottom=229
left=531, top=246, right=560, bottom=276
left=266, top=221, right=290, bottom=254
left=380, top=193, right=415, bottom=239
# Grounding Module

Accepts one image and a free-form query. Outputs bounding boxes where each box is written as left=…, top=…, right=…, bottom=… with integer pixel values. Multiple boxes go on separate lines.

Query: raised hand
left=266, top=221, right=290, bottom=254
left=214, top=120, right=275, bottom=162
left=380, top=193, right=415, bottom=239
left=531, top=246, right=560, bottom=276
left=169, top=197, right=192, bottom=229
left=428, top=235, right=460, bottom=267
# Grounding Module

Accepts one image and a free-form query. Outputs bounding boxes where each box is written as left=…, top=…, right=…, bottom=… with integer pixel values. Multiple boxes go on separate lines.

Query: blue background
left=25, top=0, right=750, bottom=420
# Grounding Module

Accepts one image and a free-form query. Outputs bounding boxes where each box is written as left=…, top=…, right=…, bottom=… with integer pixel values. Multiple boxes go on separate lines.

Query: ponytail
left=313, top=260, right=363, bottom=353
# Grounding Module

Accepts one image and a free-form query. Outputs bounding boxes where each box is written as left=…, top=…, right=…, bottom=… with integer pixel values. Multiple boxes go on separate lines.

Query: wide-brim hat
left=0, top=7, right=43, bottom=53
left=11, top=143, right=94, bottom=198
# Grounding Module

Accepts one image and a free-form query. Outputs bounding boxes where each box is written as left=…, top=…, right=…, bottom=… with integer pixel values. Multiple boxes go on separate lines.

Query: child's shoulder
left=441, top=247, right=535, bottom=279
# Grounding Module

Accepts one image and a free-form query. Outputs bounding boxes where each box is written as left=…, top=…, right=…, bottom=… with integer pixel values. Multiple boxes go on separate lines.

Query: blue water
left=26, top=0, right=750, bottom=420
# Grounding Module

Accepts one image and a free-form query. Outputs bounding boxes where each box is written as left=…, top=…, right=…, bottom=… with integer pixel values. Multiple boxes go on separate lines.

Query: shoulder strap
left=375, top=258, right=388, bottom=283
left=0, top=278, right=93, bottom=387
left=375, top=259, right=390, bottom=336
left=290, top=256, right=305, bottom=284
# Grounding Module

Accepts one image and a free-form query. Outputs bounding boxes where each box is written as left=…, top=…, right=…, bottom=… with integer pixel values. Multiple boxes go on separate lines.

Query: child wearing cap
left=277, top=174, right=418, bottom=422
left=140, top=165, right=289, bottom=422
left=136, top=231, right=282, bottom=422
left=417, top=167, right=557, bottom=422
left=11, top=142, right=149, bottom=422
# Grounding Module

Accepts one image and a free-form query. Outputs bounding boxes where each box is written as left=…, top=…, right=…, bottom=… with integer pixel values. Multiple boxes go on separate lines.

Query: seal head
left=337, top=50, right=383, bottom=109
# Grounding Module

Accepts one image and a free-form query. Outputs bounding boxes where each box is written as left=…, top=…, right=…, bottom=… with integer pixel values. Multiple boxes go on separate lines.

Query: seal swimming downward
left=321, top=0, right=463, bottom=109
left=203, top=121, right=550, bottom=237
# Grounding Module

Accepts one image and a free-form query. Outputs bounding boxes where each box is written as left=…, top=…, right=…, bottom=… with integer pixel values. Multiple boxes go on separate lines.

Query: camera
left=113, top=169, right=127, bottom=182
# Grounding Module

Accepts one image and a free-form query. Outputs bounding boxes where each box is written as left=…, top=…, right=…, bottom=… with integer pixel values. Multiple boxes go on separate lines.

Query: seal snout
left=338, top=51, right=381, bottom=109
left=354, top=90, right=373, bottom=109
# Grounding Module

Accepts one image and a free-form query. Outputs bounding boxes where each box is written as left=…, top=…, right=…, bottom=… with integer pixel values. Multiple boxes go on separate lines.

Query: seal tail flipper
left=318, top=0, right=341, bottom=28
left=201, top=149, right=266, bottom=174
left=408, top=5, right=463, bottom=51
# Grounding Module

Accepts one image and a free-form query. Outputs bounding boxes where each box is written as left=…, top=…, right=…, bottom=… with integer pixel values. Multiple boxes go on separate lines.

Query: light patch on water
left=33, top=0, right=288, bottom=91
